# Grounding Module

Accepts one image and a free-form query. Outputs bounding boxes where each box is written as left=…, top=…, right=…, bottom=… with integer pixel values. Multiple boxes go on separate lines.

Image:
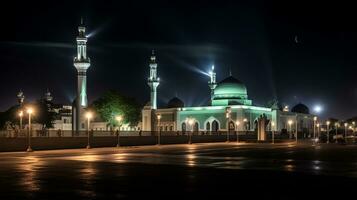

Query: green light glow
left=182, top=105, right=271, bottom=112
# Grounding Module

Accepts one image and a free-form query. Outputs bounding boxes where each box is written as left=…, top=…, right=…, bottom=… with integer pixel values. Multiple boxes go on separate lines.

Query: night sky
left=0, top=0, right=356, bottom=119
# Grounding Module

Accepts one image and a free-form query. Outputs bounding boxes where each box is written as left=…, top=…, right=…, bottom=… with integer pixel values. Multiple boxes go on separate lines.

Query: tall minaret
left=147, top=50, right=160, bottom=109
left=208, top=65, right=217, bottom=102
left=74, top=19, right=90, bottom=131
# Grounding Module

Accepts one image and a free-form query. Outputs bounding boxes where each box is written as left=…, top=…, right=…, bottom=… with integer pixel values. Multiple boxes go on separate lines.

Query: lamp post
left=313, top=116, right=317, bottom=140
left=225, top=107, right=231, bottom=142
left=235, top=120, right=240, bottom=143
left=271, top=122, right=275, bottom=144
left=19, top=110, right=23, bottom=130
left=26, top=108, right=33, bottom=152
left=295, top=115, right=298, bottom=144
left=326, top=121, right=330, bottom=144
left=335, top=122, right=339, bottom=143
left=350, top=125, right=355, bottom=143
left=344, top=122, right=348, bottom=141
left=288, top=120, right=293, bottom=139
left=352, top=121, right=356, bottom=133
left=85, top=112, right=92, bottom=149
left=316, top=123, right=320, bottom=140
left=115, top=115, right=123, bottom=147
left=157, top=114, right=161, bottom=145
left=187, top=117, right=194, bottom=144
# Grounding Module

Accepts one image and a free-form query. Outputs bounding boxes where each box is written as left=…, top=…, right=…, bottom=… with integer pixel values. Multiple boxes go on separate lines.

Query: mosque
left=141, top=52, right=316, bottom=135
left=11, top=21, right=316, bottom=136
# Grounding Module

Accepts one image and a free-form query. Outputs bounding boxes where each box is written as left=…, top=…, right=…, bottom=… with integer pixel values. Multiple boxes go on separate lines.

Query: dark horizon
left=1, top=0, right=356, bottom=120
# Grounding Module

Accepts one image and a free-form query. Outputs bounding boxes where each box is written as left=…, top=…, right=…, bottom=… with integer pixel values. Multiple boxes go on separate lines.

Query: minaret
left=147, top=50, right=160, bottom=109
left=73, top=19, right=90, bottom=131
left=208, top=65, right=217, bottom=102
left=17, top=90, right=25, bottom=105
left=44, top=89, right=53, bottom=102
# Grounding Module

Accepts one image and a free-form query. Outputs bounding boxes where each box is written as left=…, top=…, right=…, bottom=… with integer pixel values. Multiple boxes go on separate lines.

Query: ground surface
left=0, top=142, right=356, bottom=199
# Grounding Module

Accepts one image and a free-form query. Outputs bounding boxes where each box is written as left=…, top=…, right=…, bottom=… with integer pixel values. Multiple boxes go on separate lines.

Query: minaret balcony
left=74, top=57, right=90, bottom=63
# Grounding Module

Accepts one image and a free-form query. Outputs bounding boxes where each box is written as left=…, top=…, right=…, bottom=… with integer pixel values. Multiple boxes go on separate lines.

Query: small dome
left=213, top=76, right=247, bottom=100
left=291, top=103, right=310, bottom=114
left=167, top=97, right=184, bottom=108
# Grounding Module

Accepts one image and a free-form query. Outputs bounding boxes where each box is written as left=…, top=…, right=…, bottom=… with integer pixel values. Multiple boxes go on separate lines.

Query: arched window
left=206, top=122, right=211, bottom=131
left=229, top=121, right=235, bottom=132
left=194, top=122, right=199, bottom=132
left=212, top=120, right=219, bottom=132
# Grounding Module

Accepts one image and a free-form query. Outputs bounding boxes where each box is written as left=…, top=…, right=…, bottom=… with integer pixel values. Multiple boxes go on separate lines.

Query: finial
left=212, top=65, right=215, bottom=70
left=81, top=17, right=84, bottom=25
left=229, top=67, right=232, bottom=76
left=175, top=92, right=178, bottom=97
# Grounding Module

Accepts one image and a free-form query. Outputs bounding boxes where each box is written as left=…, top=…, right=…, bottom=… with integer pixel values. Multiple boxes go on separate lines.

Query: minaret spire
left=73, top=19, right=91, bottom=131
left=208, top=65, right=217, bottom=103
left=147, top=50, right=160, bottom=109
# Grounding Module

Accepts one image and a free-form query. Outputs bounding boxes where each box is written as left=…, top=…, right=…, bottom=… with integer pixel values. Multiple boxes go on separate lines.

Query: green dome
left=213, top=76, right=247, bottom=100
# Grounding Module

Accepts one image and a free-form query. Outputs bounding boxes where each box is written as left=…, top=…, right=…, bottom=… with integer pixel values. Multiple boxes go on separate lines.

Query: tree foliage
left=34, top=100, right=57, bottom=128
left=0, top=100, right=57, bottom=130
left=0, top=105, right=20, bottom=129
left=90, top=90, right=141, bottom=127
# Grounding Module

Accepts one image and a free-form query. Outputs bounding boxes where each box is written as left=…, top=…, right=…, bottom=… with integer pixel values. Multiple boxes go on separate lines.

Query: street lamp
left=26, top=108, right=33, bottom=152
left=313, top=116, right=317, bottom=139
left=187, top=117, right=194, bottom=144
left=18, top=110, right=23, bottom=130
left=157, top=114, right=161, bottom=145
left=288, top=120, right=293, bottom=139
left=326, top=121, right=330, bottom=144
left=85, top=112, right=92, bottom=149
left=115, top=115, right=123, bottom=147
left=344, top=122, right=348, bottom=141
left=235, top=120, right=240, bottom=143
left=225, top=107, right=231, bottom=142
left=271, top=121, right=275, bottom=144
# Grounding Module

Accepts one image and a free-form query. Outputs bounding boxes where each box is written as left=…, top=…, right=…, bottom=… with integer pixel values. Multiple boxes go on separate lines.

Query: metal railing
left=0, top=130, right=263, bottom=138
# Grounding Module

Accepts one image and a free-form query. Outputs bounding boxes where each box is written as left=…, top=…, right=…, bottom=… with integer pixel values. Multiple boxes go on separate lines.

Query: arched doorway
left=212, top=120, right=219, bottom=133
left=194, top=122, right=199, bottom=134
left=228, top=121, right=235, bottom=133
left=254, top=119, right=258, bottom=131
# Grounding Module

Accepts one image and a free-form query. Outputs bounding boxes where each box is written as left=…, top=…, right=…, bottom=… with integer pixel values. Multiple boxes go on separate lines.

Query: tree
left=0, top=105, right=20, bottom=129
left=91, top=90, right=141, bottom=128
left=0, top=100, right=57, bottom=130
left=33, top=100, right=57, bottom=129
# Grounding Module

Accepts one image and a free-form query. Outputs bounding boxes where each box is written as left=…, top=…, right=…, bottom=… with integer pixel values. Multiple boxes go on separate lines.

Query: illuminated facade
left=73, top=19, right=91, bottom=131
left=141, top=54, right=316, bottom=134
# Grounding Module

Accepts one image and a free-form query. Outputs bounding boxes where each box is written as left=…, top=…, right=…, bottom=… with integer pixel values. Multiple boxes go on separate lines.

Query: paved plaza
left=0, top=142, right=356, bottom=199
